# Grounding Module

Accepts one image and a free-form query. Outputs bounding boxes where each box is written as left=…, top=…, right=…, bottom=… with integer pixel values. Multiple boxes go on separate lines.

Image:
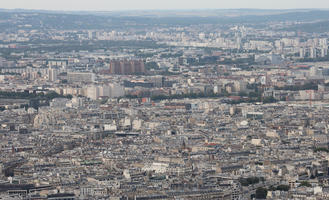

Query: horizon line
left=1, top=7, right=329, bottom=12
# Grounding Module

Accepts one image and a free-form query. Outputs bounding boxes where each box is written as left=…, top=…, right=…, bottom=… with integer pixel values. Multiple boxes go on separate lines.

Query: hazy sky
left=2, top=0, right=329, bottom=11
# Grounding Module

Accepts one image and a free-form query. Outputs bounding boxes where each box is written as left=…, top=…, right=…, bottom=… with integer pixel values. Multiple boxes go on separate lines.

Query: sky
left=1, top=0, right=329, bottom=11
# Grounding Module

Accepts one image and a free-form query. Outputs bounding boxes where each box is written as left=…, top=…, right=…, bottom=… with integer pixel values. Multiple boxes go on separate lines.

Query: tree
left=275, top=185, right=290, bottom=191
left=314, top=147, right=329, bottom=153
left=145, top=62, right=159, bottom=70
left=262, top=96, right=277, bottom=104
left=238, top=92, right=248, bottom=97
left=249, top=91, right=260, bottom=98
left=299, top=181, right=312, bottom=187
left=255, top=187, right=268, bottom=199
left=239, top=177, right=264, bottom=186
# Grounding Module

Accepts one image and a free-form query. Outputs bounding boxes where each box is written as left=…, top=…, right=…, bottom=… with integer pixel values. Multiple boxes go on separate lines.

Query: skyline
left=1, top=0, right=329, bottom=11
left=1, top=1, right=329, bottom=200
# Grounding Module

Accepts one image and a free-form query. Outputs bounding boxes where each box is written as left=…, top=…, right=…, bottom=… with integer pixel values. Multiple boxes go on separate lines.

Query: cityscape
left=2, top=2, right=329, bottom=200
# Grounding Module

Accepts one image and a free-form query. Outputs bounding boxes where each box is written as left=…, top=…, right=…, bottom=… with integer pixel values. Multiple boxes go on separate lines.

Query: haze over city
left=2, top=0, right=329, bottom=10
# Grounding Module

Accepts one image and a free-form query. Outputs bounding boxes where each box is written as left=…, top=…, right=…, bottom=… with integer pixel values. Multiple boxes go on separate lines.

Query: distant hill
left=1, top=9, right=329, bottom=31
left=229, top=10, right=329, bottom=23
left=281, top=20, right=329, bottom=33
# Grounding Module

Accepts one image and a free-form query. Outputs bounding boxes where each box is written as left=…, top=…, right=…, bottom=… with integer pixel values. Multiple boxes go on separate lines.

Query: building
left=47, top=193, right=75, bottom=200
left=310, top=47, right=317, bottom=58
left=109, top=60, right=145, bottom=75
left=150, top=75, right=165, bottom=88
left=47, top=60, right=68, bottom=68
left=300, top=47, right=305, bottom=58
left=85, top=84, right=125, bottom=100
left=67, top=72, right=95, bottom=83
left=48, top=68, right=58, bottom=82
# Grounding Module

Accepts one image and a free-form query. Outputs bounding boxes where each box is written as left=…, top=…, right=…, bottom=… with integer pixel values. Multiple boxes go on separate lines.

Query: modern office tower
left=299, top=47, right=305, bottom=58
left=320, top=38, right=328, bottom=47
left=310, top=47, right=317, bottom=58
left=48, top=68, right=58, bottom=82
left=88, top=31, right=97, bottom=40
left=321, top=48, right=328, bottom=57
